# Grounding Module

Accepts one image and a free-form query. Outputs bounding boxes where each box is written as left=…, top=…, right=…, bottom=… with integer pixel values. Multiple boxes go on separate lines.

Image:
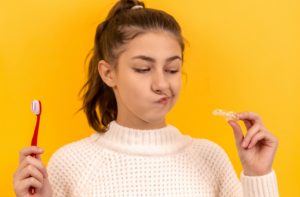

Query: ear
left=98, top=60, right=117, bottom=88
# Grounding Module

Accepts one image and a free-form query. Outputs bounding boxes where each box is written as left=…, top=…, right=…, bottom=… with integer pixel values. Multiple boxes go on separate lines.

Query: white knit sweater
left=47, top=120, right=279, bottom=197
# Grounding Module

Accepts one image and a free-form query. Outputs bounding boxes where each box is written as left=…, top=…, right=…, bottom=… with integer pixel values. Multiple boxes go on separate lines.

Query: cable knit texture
left=47, top=120, right=279, bottom=197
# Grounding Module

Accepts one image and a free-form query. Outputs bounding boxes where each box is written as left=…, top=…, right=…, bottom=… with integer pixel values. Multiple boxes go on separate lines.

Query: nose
left=151, top=70, right=169, bottom=94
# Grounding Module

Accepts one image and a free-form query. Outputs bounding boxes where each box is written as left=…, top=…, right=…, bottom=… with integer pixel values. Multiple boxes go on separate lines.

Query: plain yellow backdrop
left=1, top=0, right=299, bottom=196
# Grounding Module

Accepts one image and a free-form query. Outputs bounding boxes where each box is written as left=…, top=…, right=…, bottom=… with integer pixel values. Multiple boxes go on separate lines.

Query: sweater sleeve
left=47, top=146, right=74, bottom=197
left=46, top=142, right=86, bottom=197
left=240, top=170, right=279, bottom=197
left=210, top=141, right=244, bottom=197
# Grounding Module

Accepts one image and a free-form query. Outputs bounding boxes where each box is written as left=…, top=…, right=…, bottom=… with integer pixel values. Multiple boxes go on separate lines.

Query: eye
left=167, top=63, right=181, bottom=74
left=134, top=68, right=150, bottom=73
left=168, top=70, right=179, bottom=74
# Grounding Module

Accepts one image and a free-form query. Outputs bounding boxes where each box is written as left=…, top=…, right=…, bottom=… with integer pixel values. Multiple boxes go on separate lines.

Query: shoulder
left=47, top=133, right=103, bottom=167
left=188, top=138, right=238, bottom=179
left=46, top=134, right=102, bottom=194
left=190, top=138, right=231, bottom=165
left=46, top=132, right=105, bottom=187
left=191, top=140, right=242, bottom=194
left=192, top=138, right=227, bottom=155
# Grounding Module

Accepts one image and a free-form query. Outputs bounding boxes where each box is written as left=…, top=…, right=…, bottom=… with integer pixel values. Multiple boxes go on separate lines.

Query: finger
left=242, top=119, right=253, bottom=130
left=18, top=156, right=48, bottom=178
left=248, top=131, right=266, bottom=149
left=20, top=177, right=43, bottom=192
left=227, top=120, right=244, bottom=147
left=250, top=130, right=279, bottom=149
left=36, top=154, right=41, bottom=160
left=18, top=164, right=44, bottom=184
left=19, top=146, right=44, bottom=162
left=242, top=123, right=261, bottom=148
left=237, top=111, right=263, bottom=125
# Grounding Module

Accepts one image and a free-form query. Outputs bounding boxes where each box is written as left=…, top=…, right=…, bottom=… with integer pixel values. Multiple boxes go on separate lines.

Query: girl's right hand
left=13, top=146, right=53, bottom=197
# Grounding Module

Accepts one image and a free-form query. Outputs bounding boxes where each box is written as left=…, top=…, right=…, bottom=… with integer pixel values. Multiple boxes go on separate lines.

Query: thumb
left=227, top=120, right=244, bottom=148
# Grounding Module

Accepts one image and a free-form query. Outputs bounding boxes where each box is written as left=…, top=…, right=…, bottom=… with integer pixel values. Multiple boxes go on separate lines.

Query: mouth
left=156, top=97, right=170, bottom=105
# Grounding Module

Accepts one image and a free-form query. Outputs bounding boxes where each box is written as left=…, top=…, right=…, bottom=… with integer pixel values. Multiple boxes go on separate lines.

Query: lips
left=156, top=96, right=170, bottom=104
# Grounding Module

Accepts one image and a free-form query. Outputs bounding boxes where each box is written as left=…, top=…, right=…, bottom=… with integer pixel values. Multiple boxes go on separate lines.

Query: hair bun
left=106, top=0, right=145, bottom=20
left=120, top=0, right=145, bottom=9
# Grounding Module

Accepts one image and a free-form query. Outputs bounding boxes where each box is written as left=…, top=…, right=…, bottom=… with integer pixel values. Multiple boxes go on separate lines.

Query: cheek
left=121, top=81, right=150, bottom=115
left=172, top=75, right=182, bottom=93
left=119, top=74, right=147, bottom=101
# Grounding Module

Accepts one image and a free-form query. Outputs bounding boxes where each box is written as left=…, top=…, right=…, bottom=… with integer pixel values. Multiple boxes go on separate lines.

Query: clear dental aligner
left=212, top=109, right=239, bottom=121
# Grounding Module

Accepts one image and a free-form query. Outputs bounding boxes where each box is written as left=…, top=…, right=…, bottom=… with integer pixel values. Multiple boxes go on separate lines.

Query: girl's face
left=99, top=31, right=182, bottom=129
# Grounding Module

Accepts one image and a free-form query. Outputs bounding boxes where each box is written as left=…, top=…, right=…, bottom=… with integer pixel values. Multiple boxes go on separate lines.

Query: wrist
left=243, top=168, right=273, bottom=176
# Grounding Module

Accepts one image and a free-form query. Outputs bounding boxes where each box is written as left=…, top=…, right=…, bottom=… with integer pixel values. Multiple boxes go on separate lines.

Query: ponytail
left=77, top=0, right=185, bottom=132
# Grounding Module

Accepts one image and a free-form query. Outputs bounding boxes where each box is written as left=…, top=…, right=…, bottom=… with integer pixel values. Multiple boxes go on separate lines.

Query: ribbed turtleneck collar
left=92, top=120, right=193, bottom=156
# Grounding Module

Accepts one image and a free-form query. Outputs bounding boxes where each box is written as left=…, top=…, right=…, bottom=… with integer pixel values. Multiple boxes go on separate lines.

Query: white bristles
left=31, top=100, right=41, bottom=115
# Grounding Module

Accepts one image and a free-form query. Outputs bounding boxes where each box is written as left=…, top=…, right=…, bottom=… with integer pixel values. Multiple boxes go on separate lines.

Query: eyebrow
left=131, top=55, right=182, bottom=63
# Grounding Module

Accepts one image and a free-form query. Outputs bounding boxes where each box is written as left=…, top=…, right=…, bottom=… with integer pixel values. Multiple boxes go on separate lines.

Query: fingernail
left=242, top=142, right=247, bottom=147
left=38, top=147, right=44, bottom=152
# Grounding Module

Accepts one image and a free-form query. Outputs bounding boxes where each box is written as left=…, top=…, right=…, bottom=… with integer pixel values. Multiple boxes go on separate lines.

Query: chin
left=142, top=115, right=167, bottom=125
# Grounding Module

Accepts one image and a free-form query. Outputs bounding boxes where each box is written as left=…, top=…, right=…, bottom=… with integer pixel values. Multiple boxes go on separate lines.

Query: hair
left=77, top=0, right=187, bottom=133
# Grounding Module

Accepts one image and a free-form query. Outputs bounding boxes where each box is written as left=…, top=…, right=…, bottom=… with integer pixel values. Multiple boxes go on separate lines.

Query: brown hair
left=77, top=0, right=187, bottom=133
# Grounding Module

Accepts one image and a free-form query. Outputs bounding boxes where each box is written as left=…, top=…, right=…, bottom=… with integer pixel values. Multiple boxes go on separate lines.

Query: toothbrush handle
left=31, top=114, right=40, bottom=146
left=29, top=114, right=39, bottom=195
left=29, top=153, right=37, bottom=195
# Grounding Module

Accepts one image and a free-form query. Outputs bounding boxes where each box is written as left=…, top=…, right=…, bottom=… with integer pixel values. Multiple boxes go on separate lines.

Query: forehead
left=120, top=31, right=182, bottom=60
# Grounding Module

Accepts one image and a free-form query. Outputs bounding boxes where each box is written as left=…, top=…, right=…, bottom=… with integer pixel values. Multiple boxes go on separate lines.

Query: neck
left=94, top=120, right=193, bottom=156
left=116, top=117, right=167, bottom=130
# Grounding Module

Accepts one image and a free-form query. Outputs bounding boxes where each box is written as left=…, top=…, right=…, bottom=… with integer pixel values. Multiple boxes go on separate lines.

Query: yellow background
left=1, top=0, right=299, bottom=196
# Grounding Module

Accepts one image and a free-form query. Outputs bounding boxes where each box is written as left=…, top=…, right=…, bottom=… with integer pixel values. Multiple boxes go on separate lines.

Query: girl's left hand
left=227, top=112, right=278, bottom=176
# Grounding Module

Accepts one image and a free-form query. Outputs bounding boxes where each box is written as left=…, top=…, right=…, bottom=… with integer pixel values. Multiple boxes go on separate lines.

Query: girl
left=13, top=0, right=279, bottom=196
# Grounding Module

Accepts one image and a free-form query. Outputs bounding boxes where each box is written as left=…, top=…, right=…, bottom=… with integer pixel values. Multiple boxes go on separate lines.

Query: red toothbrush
left=29, top=100, right=42, bottom=195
